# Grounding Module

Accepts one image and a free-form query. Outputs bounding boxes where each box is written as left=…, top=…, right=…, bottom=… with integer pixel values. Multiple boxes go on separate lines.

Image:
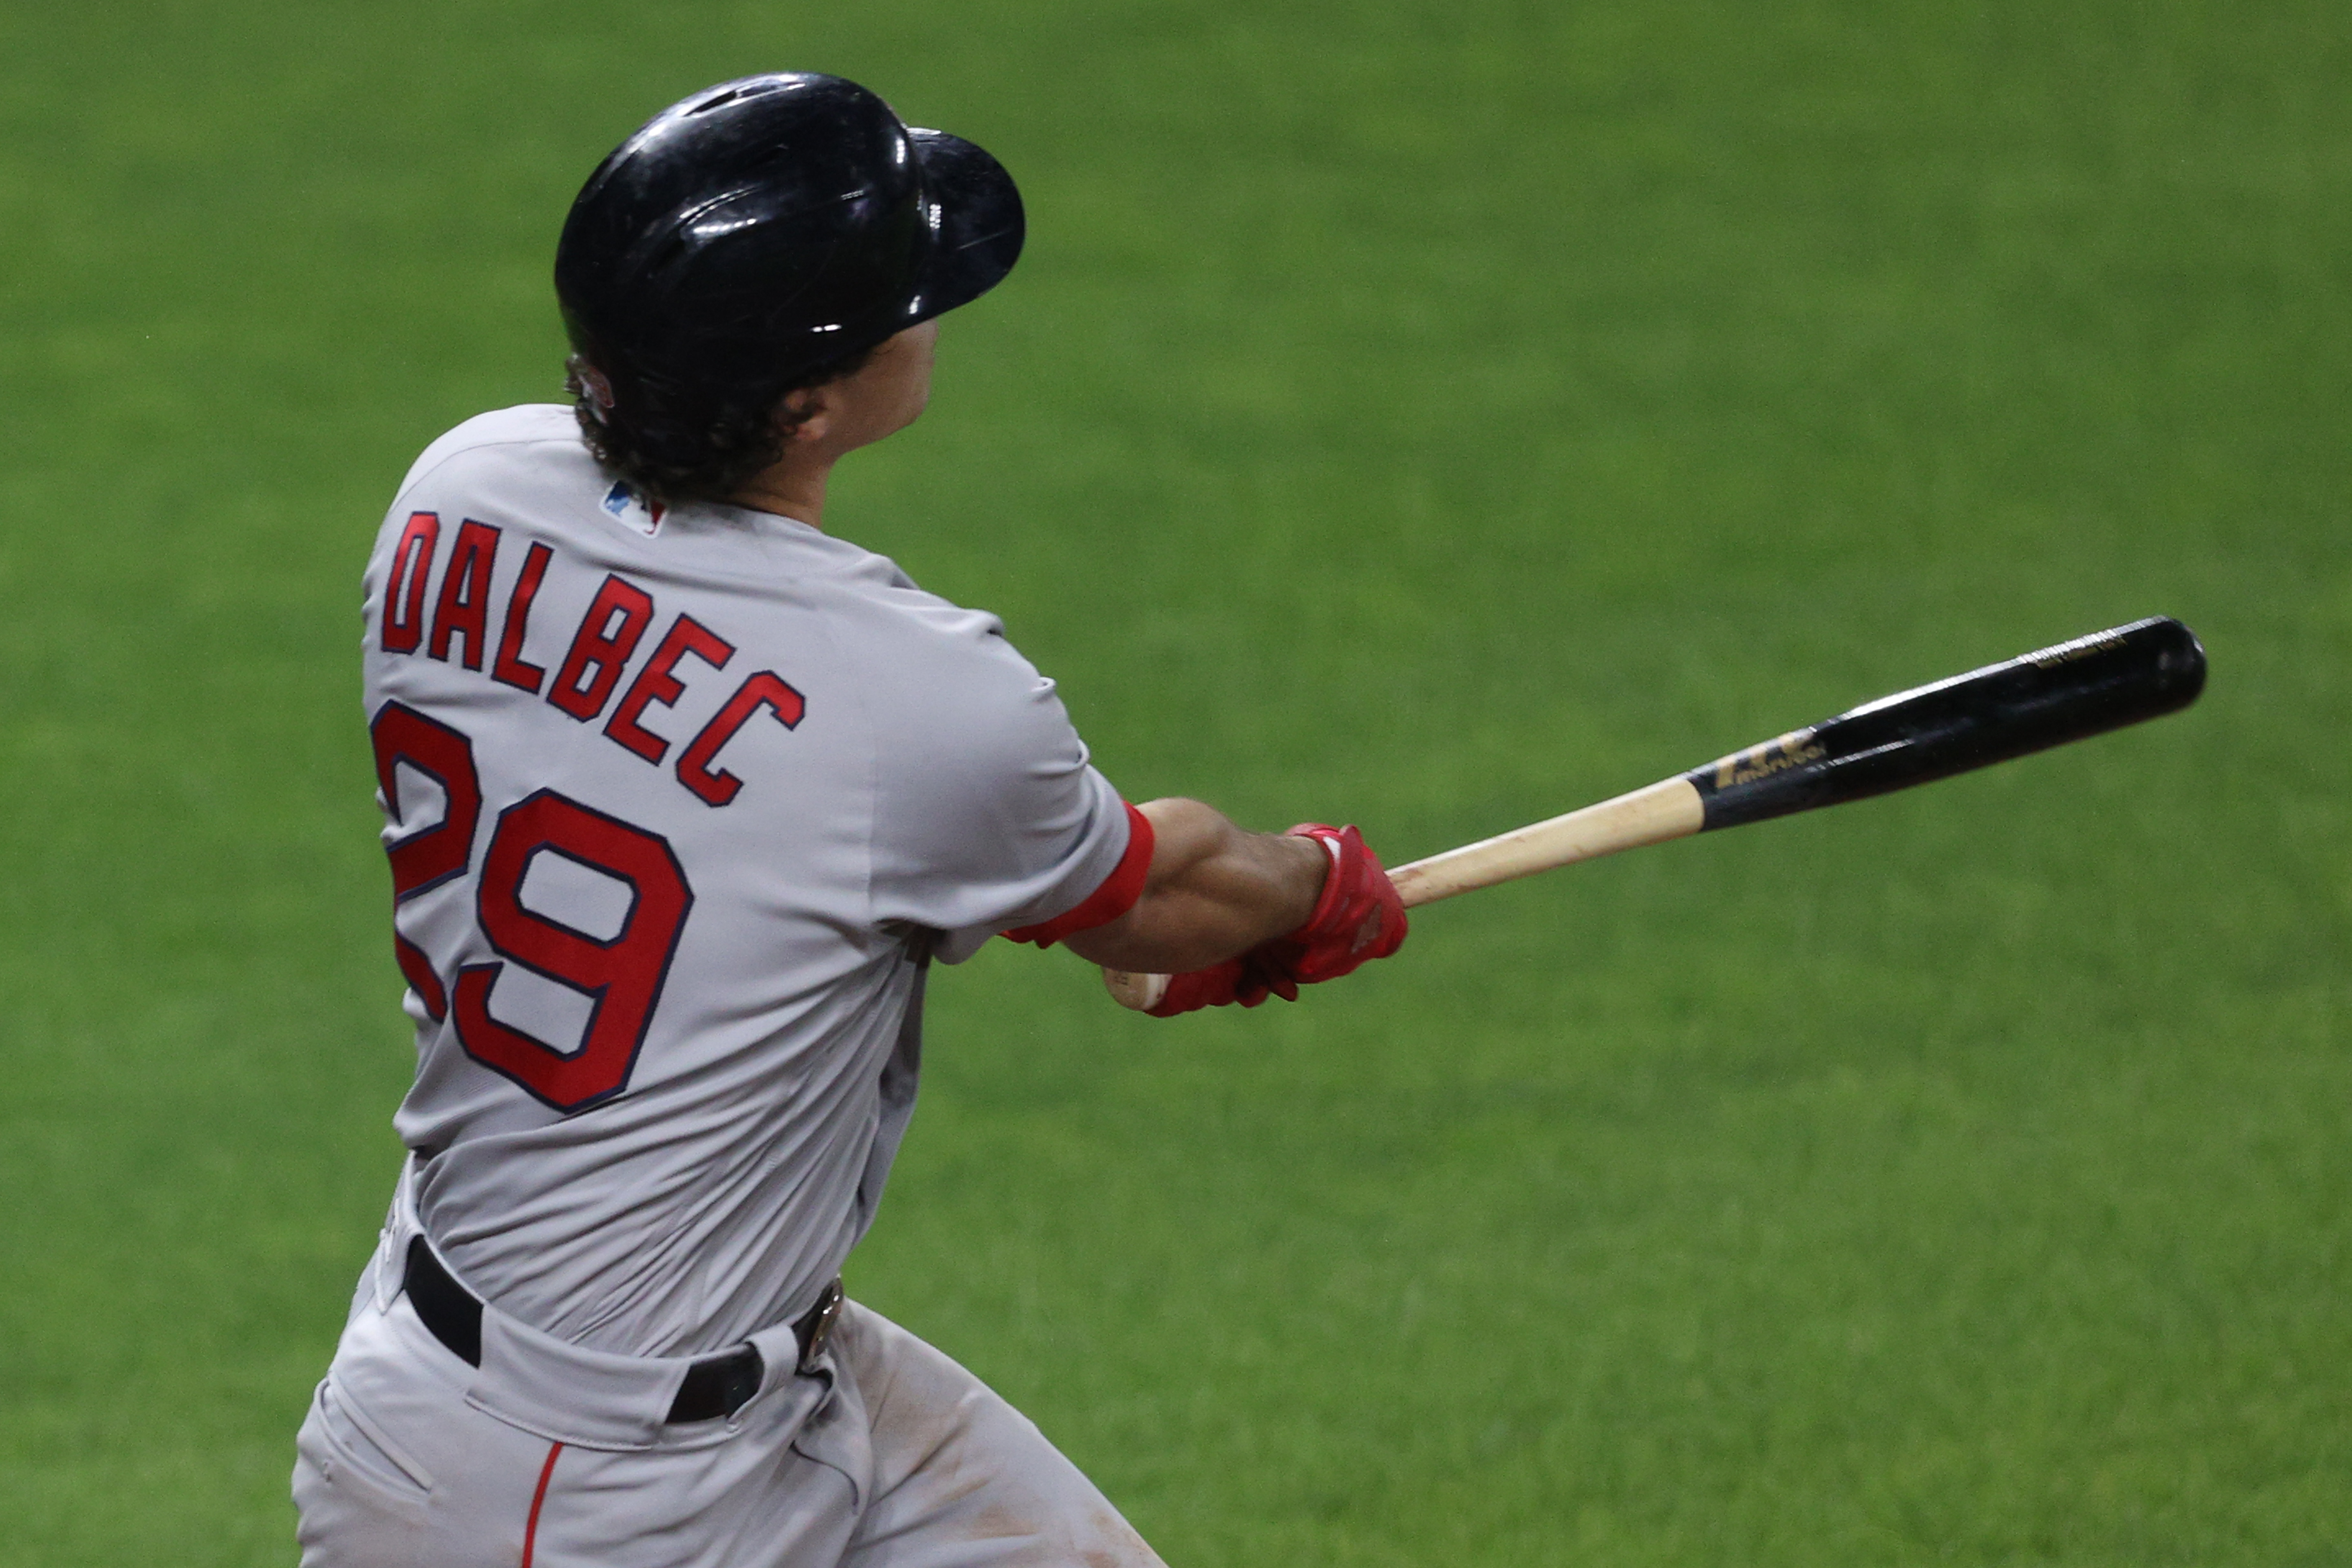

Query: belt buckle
left=797, top=1279, right=844, bottom=1374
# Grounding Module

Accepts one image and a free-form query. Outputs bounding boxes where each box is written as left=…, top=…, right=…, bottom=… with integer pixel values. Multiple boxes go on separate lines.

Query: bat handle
left=1096, top=777, right=1703, bottom=1012
left=1103, top=968, right=1169, bottom=1011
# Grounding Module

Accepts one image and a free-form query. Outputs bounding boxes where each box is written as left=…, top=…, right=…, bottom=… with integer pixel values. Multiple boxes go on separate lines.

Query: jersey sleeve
left=855, top=598, right=1144, bottom=964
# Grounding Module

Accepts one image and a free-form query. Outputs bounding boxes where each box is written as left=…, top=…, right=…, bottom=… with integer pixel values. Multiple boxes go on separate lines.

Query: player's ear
left=780, top=384, right=833, bottom=446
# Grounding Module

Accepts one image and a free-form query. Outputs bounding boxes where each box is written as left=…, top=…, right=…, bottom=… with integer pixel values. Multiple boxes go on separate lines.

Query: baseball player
left=294, top=73, right=1406, bottom=1567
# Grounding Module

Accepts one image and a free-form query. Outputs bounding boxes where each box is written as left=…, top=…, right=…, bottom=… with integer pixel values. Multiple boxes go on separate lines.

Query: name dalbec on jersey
left=379, top=507, right=805, bottom=811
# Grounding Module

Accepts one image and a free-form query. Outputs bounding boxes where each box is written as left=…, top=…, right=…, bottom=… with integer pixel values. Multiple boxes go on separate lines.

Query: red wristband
left=1002, top=802, right=1156, bottom=948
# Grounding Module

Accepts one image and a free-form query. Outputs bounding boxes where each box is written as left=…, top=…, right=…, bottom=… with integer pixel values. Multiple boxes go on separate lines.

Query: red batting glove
left=1144, top=824, right=1406, bottom=1017
left=1144, top=957, right=1297, bottom=1017
left=1262, top=824, right=1408, bottom=983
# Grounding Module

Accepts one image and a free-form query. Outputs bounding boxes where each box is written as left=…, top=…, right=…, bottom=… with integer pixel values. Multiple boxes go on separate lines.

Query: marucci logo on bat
left=2026, top=628, right=2130, bottom=668
left=1711, top=729, right=1828, bottom=788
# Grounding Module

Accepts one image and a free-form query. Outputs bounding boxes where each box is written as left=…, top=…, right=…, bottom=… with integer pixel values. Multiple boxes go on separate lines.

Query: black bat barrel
left=1687, top=617, right=2207, bottom=831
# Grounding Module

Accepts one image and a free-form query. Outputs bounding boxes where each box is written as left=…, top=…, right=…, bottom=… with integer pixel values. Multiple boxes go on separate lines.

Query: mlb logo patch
left=602, top=481, right=667, bottom=538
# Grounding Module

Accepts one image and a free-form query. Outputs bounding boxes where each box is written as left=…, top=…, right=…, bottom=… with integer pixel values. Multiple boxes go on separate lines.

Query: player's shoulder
left=811, top=548, right=1026, bottom=676
left=808, top=554, right=1077, bottom=759
left=390, top=403, right=591, bottom=504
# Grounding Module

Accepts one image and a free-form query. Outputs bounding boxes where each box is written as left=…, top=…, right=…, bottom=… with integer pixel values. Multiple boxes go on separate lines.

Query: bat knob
left=1102, top=968, right=1169, bottom=1012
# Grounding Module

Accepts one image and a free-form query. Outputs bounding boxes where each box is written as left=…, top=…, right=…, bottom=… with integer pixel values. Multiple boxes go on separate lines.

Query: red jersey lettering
left=493, top=541, right=555, bottom=694
left=606, top=616, right=737, bottom=765
left=382, top=512, right=441, bottom=655
left=677, top=672, right=806, bottom=807
left=428, top=521, right=501, bottom=670
left=548, top=574, right=655, bottom=721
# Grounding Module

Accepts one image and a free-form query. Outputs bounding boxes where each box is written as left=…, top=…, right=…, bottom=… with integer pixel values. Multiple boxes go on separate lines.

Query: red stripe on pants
left=521, top=1442, right=564, bottom=1567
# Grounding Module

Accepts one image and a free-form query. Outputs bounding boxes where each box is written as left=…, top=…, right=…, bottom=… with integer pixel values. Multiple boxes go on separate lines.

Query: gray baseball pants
left=293, top=1267, right=1166, bottom=1568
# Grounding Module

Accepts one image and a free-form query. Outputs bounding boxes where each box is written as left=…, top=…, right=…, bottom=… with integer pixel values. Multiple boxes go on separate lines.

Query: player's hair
left=564, top=348, right=876, bottom=507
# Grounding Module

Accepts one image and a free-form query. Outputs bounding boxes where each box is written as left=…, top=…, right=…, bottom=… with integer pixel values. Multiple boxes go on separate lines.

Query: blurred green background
left=1, top=1, right=2345, bottom=1562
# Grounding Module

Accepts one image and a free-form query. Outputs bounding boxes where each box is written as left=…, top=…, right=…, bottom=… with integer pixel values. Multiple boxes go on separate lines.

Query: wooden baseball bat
left=1104, top=616, right=2207, bottom=1011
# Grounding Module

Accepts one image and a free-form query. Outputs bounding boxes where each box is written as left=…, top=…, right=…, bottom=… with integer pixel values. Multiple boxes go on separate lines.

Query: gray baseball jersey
left=360, top=404, right=1146, bottom=1359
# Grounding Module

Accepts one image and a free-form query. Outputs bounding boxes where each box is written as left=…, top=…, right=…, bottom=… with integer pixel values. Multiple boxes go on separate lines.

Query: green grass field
left=2, top=1, right=2346, bottom=1562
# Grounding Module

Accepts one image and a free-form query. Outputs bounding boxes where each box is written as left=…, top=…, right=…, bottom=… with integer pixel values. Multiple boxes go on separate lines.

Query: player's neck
left=730, top=455, right=833, bottom=531
left=727, top=331, right=934, bottom=529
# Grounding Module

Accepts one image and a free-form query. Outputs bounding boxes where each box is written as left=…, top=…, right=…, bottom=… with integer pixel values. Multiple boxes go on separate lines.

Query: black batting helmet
left=554, top=73, right=1024, bottom=414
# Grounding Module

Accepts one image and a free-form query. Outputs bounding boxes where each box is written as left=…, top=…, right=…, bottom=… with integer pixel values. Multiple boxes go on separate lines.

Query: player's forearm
left=1061, top=798, right=1328, bottom=973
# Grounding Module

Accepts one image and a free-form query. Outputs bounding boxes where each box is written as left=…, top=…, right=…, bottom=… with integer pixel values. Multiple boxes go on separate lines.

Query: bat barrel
left=1102, top=616, right=2206, bottom=1012
left=1687, top=616, right=2207, bottom=830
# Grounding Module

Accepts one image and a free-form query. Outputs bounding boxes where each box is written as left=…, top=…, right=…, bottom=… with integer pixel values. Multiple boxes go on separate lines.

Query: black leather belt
left=401, top=1237, right=844, bottom=1423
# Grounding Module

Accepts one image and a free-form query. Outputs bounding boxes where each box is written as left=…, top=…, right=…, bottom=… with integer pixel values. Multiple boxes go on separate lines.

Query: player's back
left=361, top=406, right=1127, bottom=1357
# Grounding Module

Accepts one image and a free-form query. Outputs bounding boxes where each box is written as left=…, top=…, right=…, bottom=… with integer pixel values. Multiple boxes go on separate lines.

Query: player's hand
left=1142, top=956, right=1296, bottom=1017
left=1142, top=824, right=1406, bottom=1017
left=1262, top=824, right=1408, bottom=983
